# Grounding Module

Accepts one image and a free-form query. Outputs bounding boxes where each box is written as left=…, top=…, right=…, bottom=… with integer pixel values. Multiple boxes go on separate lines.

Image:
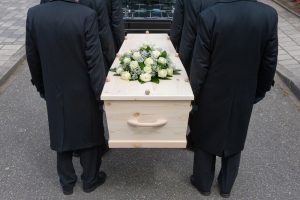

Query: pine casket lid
left=101, top=34, right=194, bottom=101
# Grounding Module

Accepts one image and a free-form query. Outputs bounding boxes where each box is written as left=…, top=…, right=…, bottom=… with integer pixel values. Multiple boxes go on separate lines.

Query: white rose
left=121, top=71, right=131, bottom=80
left=125, top=50, right=133, bottom=57
left=144, top=57, right=154, bottom=66
left=158, top=57, right=167, bottom=65
left=132, top=52, right=141, bottom=61
left=129, top=61, right=139, bottom=70
left=140, top=73, right=152, bottom=82
left=142, top=44, right=149, bottom=49
left=167, top=68, right=173, bottom=76
left=116, top=67, right=124, bottom=74
left=123, top=57, right=131, bottom=65
left=158, top=69, right=168, bottom=78
left=151, top=50, right=161, bottom=59
left=143, top=66, right=152, bottom=73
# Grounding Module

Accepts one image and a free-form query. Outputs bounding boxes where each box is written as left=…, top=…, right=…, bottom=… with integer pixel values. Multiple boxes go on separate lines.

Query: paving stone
left=278, top=49, right=288, bottom=56
left=3, top=38, right=16, bottom=43
left=279, top=37, right=293, bottom=43
left=0, top=49, right=18, bottom=56
left=0, top=55, right=9, bottom=61
left=0, top=60, right=6, bottom=66
left=292, top=68, right=300, bottom=78
left=289, top=34, right=300, bottom=39
left=282, top=45, right=300, bottom=52
left=284, top=64, right=300, bottom=70
left=280, top=41, right=299, bottom=48
left=293, top=55, right=300, bottom=62
left=278, top=54, right=293, bottom=61
left=279, top=59, right=299, bottom=65
left=288, top=50, right=300, bottom=57
left=2, top=45, right=22, bottom=50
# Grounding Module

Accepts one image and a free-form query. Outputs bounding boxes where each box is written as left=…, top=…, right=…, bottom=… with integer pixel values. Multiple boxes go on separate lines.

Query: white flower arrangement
left=111, top=44, right=181, bottom=84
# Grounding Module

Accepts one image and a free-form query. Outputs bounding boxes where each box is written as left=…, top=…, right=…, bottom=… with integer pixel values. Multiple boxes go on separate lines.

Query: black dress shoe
left=190, top=175, right=211, bottom=196
left=83, top=171, right=107, bottom=193
left=217, top=180, right=231, bottom=198
left=220, top=193, right=231, bottom=198
left=62, top=188, right=73, bottom=195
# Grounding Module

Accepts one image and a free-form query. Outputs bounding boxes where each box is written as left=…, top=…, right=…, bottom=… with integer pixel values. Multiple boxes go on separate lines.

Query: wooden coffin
left=101, top=33, right=194, bottom=148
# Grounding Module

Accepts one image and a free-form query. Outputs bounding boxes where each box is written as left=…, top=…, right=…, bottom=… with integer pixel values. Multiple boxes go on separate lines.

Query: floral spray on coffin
left=111, top=44, right=181, bottom=84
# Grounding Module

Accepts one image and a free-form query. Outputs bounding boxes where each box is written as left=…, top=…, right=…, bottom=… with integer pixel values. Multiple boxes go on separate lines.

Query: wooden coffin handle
left=127, top=119, right=167, bottom=127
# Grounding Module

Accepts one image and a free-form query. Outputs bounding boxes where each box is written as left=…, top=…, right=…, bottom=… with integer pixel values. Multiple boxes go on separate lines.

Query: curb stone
left=276, top=64, right=300, bottom=101
left=272, top=0, right=300, bottom=18
left=0, top=45, right=26, bottom=87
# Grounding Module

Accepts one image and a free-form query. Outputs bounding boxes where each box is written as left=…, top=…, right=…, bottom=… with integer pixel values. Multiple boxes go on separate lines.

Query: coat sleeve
left=111, top=0, right=125, bottom=52
left=255, top=14, right=278, bottom=103
left=190, top=14, right=212, bottom=102
left=170, top=0, right=184, bottom=50
left=26, top=13, right=45, bottom=99
left=84, top=12, right=106, bottom=102
left=95, top=0, right=116, bottom=73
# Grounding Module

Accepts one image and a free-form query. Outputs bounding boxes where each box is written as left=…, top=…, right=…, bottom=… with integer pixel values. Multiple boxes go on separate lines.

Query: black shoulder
left=27, top=4, right=41, bottom=17
left=256, top=2, right=278, bottom=26
left=257, top=2, right=278, bottom=16
left=74, top=2, right=98, bottom=19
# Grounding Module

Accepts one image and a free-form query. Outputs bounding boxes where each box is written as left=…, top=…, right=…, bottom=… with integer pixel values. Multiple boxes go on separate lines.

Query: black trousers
left=193, top=148, right=241, bottom=194
left=57, top=146, right=102, bottom=190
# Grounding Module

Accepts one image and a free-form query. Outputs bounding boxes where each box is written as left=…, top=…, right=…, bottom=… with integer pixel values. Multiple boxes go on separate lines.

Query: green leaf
left=110, top=68, right=117, bottom=72
left=151, top=77, right=160, bottom=84
left=139, top=62, right=145, bottom=70
left=173, top=69, right=181, bottom=75
left=159, top=77, right=171, bottom=80
left=113, top=74, right=121, bottom=76
left=138, top=79, right=146, bottom=84
left=161, top=51, right=167, bottom=58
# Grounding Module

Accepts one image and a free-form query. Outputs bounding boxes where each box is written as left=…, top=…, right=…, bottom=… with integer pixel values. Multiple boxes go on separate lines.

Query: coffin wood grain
left=105, top=101, right=191, bottom=148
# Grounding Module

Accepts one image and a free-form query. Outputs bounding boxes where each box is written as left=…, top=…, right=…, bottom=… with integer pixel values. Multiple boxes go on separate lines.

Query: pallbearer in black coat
left=89, top=0, right=116, bottom=72
left=170, top=0, right=217, bottom=150
left=40, top=0, right=116, bottom=72
left=26, top=0, right=107, bottom=195
left=106, top=0, right=125, bottom=53
left=190, top=0, right=278, bottom=197
left=170, top=0, right=217, bottom=75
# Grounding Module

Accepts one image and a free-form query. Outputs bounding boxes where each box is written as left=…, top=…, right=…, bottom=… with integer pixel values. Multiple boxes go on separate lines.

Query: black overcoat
left=40, top=0, right=116, bottom=72
left=84, top=0, right=116, bottom=72
left=170, top=0, right=217, bottom=75
left=190, top=0, right=278, bottom=156
left=105, top=0, right=125, bottom=52
left=26, top=0, right=106, bottom=152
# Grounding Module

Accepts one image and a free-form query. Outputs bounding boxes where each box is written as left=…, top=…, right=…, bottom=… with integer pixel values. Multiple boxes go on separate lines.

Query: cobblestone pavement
left=0, top=0, right=39, bottom=81
left=261, top=0, right=300, bottom=83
